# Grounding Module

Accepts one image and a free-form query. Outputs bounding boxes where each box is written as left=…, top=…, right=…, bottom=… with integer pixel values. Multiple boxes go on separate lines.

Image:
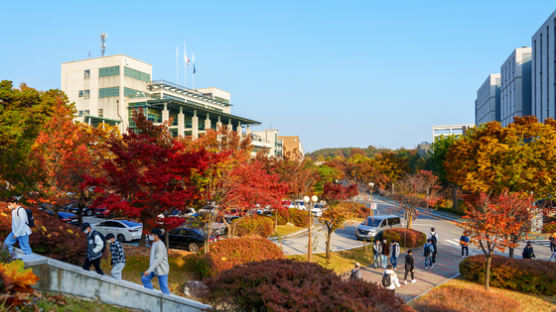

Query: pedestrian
left=372, top=239, right=382, bottom=268
left=424, top=238, right=435, bottom=269
left=428, top=227, right=439, bottom=264
left=549, top=232, right=556, bottom=253
left=105, top=234, right=126, bottom=280
left=403, top=249, right=416, bottom=284
left=460, top=231, right=470, bottom=257
left=141, top=228, right=170, bottom=294
left=381, top=239, right=390, bottom=269
left=549, top=248, right=556, bottom=262
left=350, top=262, right=362, bottom=280
left=522, top=241, right=536, bottom=260
left=3, top=198, right=32, bottom=256
left=382, top=264, right=400, bottom=295
left=81, top=223, right=104, bottom=275
left=390, top=240, right=400, bottom=269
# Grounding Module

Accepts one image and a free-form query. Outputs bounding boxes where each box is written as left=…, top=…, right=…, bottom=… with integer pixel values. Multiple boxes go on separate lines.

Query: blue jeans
left=381, top=255, right=388, bottom=268
left=373, top=254, right=381, bottom=268
left=425, top=256, right=433, bottom=268
left=390, top=255, right=398, bottom=268
left=4, top=232, right=32, bottom=255
left=141, top=272, right=170, bottom=294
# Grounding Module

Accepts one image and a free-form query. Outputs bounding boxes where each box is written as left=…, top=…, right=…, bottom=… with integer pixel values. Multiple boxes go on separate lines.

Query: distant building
left=251, top=129, right=283, bottom=158
left=532, top=9, right=556, bottom=122
left=416, top=142, right=431, bottom=157
left=475, top=73, right=501, bottom=125
left=279, top=136, right=304, bottom=158
left=500, top=47, right=532, bottom=127
left=432, top=124, right=473, bottom=141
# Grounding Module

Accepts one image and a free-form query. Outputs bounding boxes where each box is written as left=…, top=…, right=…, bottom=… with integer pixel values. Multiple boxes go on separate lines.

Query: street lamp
left=368, top=182, right=375, bottom=216
left=304, top=194, right=318, bottom=262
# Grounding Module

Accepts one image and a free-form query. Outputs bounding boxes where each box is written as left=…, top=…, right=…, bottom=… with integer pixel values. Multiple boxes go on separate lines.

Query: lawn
left=271, top=225, right=303, bottom=237
left=411, top=278, right=556, bottom=312
left=287, top=245, right=376, bottom=274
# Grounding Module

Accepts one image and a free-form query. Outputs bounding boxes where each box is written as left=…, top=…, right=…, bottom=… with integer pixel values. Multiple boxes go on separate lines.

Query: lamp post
left=304, top=194, right=318, bottom=262
left=368, top=182, right=375, bottom=216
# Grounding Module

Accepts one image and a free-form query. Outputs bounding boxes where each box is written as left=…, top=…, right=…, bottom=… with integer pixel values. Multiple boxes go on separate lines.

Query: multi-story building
left=475, top=73, right=501, bottom=125
left=432, top=124, right=473, bottom=141
left=279, top=136, right=304, bottom=158
left=500, top=47, right=532, bottom=127
left=532, top=9, right=556, bottom=122
left=61, top=54, right=260, bottom=136
left=251, top=129, right=283, bottom=158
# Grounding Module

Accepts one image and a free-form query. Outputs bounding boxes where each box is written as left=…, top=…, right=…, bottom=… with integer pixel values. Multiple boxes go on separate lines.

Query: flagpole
left=176, top=46, right=179, bottom=85
left=183, top=42, right=187, bottom=88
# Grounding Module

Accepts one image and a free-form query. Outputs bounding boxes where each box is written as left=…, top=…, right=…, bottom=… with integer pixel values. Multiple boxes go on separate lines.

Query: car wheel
left=86, top=210, right=93, bottom=216
left=188, top=243, right=199, bottom=253
left=117, top=234, right=126, bottom=243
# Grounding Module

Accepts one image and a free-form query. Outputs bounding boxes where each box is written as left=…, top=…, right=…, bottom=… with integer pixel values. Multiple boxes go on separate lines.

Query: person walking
left=390, top=240, right=400, bottom=269
left=403, top=249, right=416, bottom=284
left=81, top=223, right=104, bottom=275
left=549, top=232, right=556, bottom=253
left=428, top=228, right=439, bottom=264
left=382, top=264, right=400, bottom=295
left=4, top=199, right=32, bottom=256
left=105, top=234, right=126, bottom=280
left=372, top=239, right=382, bottom=268
left=424, top=239, right=435, bottom=269
left=549, top=248, right=556, bottom=262
left=522, top=241, right=536, bottom=260
left=381, top=239, right=390, bottom=269
left=460, top=232, right=470, bottom=257
left=141, top=228, right=170, bottom=294
left=350, top=262, right=362, bottom=280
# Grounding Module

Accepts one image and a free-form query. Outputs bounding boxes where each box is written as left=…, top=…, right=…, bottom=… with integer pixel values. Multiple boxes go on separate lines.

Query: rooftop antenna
left=100, top=33, right=108, bottom=56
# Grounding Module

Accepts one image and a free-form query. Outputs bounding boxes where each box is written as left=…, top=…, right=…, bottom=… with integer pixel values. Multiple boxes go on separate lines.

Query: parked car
left=91, top=220, right=143, bottom=242
left=45, top=210, right=80, bottom=227
left=288, top=200, right=306, bottom=210
left=310, top=205, right=323, bottom=217
left=355, top=215, right=401, bottom=240
left=168, top=227, right=219, bottom=252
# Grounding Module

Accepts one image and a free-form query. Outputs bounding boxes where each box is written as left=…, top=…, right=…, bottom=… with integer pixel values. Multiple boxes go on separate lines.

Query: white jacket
left=383, top=269, right=401, bottom=290
left=12, top=207, right=31, bottom=237
left=146, top=240, right=170, bottom=276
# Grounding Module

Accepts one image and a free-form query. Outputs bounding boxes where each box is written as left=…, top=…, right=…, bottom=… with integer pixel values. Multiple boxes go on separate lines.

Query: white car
left=310, top=205, right=323, bottom=217
left=92, top=220, right=143, bottom=242
left=288, top=200, right=306, bottom=210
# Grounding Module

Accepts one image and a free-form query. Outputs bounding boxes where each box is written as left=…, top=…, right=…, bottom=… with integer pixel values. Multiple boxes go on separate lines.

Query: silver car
left=92, top=220, right=143, bottom=242
left=355, top=215, right=401, bottom=240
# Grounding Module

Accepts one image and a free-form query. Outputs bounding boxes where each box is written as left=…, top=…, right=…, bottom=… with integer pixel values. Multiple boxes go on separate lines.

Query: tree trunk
left=204, top=224, right=210, bottom=253
left=484, top=255, right=492, bottom=291
left=508, top=247, right=514, bottom=258
left=452, top=186, right=458, bottom=211
left=139, top=233, right=147, bottom=247
left=325, top=229, right=332, bottom=260
left=164, top=228, right=170, bottom=248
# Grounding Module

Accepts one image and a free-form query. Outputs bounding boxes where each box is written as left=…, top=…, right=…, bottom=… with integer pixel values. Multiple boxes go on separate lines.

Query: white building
left=432, top=124, right=473, bottom=141
left=251, top=129, right=283, bottom=158
left=61, top=54, right=260, bottom=136
left=500, top=47, right=532, bottom=127
left=475, top=73, right=501, bottom=125
left=532, top=9, right=556, bottom=122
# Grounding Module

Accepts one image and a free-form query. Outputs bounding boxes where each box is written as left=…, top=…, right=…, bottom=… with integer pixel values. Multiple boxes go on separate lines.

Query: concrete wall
left=25, top=257, right=211, bottom=312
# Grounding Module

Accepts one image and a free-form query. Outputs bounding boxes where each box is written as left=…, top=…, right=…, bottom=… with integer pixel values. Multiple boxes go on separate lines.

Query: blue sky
left=2, top=1, right=555, bottom=152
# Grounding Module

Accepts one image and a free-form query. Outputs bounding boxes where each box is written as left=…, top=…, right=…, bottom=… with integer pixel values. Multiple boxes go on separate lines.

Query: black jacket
left=404, top=254, right=414, bottom=270
left=522, top=246, right=535, bottom=259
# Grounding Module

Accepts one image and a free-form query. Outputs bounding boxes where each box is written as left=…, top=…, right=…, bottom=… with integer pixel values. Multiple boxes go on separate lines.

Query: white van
left=355, top=215, right=401, bottom=240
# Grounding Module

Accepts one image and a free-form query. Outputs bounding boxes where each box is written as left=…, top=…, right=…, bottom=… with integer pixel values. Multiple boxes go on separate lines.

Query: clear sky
left=2, top=1, right=555, bottom=152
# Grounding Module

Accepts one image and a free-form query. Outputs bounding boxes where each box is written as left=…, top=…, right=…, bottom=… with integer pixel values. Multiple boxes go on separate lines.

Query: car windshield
left=366, top=218, right=382, bottom=227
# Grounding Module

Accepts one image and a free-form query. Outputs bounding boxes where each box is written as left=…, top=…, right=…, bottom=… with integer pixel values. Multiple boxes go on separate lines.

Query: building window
left=124, top=87, right=147, bottom=98
left=79, top=90, right=83, bottom=97
left=99, top=87, right=120, bottom=98
left=83, top=90, right=90, bottom=99
left=98, top=109, right=103, bottom=117
left=99, top=66, right=120, bottom=77
left=84, top=69, right=90, bottom=80
left=124, top=67, right=151, bottom=82
left=78, top=110, right=83, bottom=116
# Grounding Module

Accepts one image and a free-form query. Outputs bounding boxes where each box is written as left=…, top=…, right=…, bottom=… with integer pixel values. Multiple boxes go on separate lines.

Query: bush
left=542, top=221, right=556, bottom=233
left=459, top=255, right=556, bottom=296
left=382, top=228, right=426, bottom=248
left=201, top=236, right=283, bottom=277
left=286, top=208, right=309, bottom=228
left=0, top=202, right=86, bottom=265
left=234, top=216, right=275, bottom=238
left=273, top=209, right=290, bottom=226
left=337, top=201, right=369, bottom=219
left=205, top=259, right=413, bottom=312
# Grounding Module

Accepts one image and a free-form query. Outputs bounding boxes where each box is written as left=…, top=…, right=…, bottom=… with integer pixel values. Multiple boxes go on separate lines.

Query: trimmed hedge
left=382, top=228, right=426, bottom=248
left=205, top=259, right=413, bottom=312
left=234, top=216, right=275, bottom=238
left=459, top=255, right=556, bottom=296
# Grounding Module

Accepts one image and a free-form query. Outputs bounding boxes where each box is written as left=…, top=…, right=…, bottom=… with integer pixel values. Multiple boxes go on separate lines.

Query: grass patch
left=271, top=225, right=303, bottom=237
left=287, top=245, right=376, bottom=274
left=21, top=293, right=134, bottom=311
left=411, top=278, right=556, bottom=312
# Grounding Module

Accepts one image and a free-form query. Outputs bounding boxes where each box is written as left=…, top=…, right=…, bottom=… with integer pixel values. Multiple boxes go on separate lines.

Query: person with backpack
left=424, top=238, right=435, bottom=269
left=390, top=240, right=400, bottom=269
left=381, top=239, right=390, bottom=269
left=372, top=239, right=382, bottom=268
left=350, top=262, right=362, bottom=280
left=382, top=264, right=400, bottom=295
left=105, top=234, right=126, bottom=280
left=141, top=228, right=170, bottom=294
left=81, top=222, right=104, bottom=275
left=522, top=241, right=536, bottom=260
left=403, top=249, right=416, bottom=284
left=4, top=198, right=33, bottom=255
left=428, top=228, right=438, bottom=264
left=460, top=232, right=470, bottom=257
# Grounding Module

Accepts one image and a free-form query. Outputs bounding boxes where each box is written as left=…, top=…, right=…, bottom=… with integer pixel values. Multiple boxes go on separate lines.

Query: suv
left=355, top=215, right=401, bottom=240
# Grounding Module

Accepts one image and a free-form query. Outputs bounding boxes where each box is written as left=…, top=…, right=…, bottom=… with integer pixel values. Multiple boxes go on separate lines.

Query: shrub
left=273, top=209, right=290, bottom=226
left=286, top=208, right=309, bottom=228
left=202, top=236, right=283, bottom=277
left=542, top=221, right=556, bottom=233
left=234, top=216, right=275, bottom=238
left=337, top=201, right=369, bottom=219
left=204, top=259, right=413, bottom=312
left=459, top=255, right=556, bottom=296
left=412, top=284, right=521, bottom=312
left=382, top=228, right=426, bottom=248
left=0, top=202, right=86, bottom=265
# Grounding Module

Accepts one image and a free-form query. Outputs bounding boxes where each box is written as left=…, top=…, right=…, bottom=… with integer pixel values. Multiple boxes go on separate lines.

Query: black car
left=168, top=227, right=219, bottom=252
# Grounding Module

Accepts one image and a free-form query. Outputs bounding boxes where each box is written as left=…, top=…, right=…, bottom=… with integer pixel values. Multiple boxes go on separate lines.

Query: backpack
left=430, top=233, right=438, bottom=246
left=91, top=230, right=107, bottom=254
left=382, top=273, right=392, bottom=287
left=17, top=207, right=34, bottom=228
left=424, top=244, right=431, bottom=257
left=350, top=268, right=360, bottom=280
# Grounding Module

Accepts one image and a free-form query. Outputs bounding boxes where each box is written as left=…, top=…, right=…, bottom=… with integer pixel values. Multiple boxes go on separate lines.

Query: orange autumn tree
left=460, top=191, right=531, bottom=290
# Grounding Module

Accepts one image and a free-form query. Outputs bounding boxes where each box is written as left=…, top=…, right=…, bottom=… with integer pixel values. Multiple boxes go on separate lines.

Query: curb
left=268, top=225, right=322, bottom=241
